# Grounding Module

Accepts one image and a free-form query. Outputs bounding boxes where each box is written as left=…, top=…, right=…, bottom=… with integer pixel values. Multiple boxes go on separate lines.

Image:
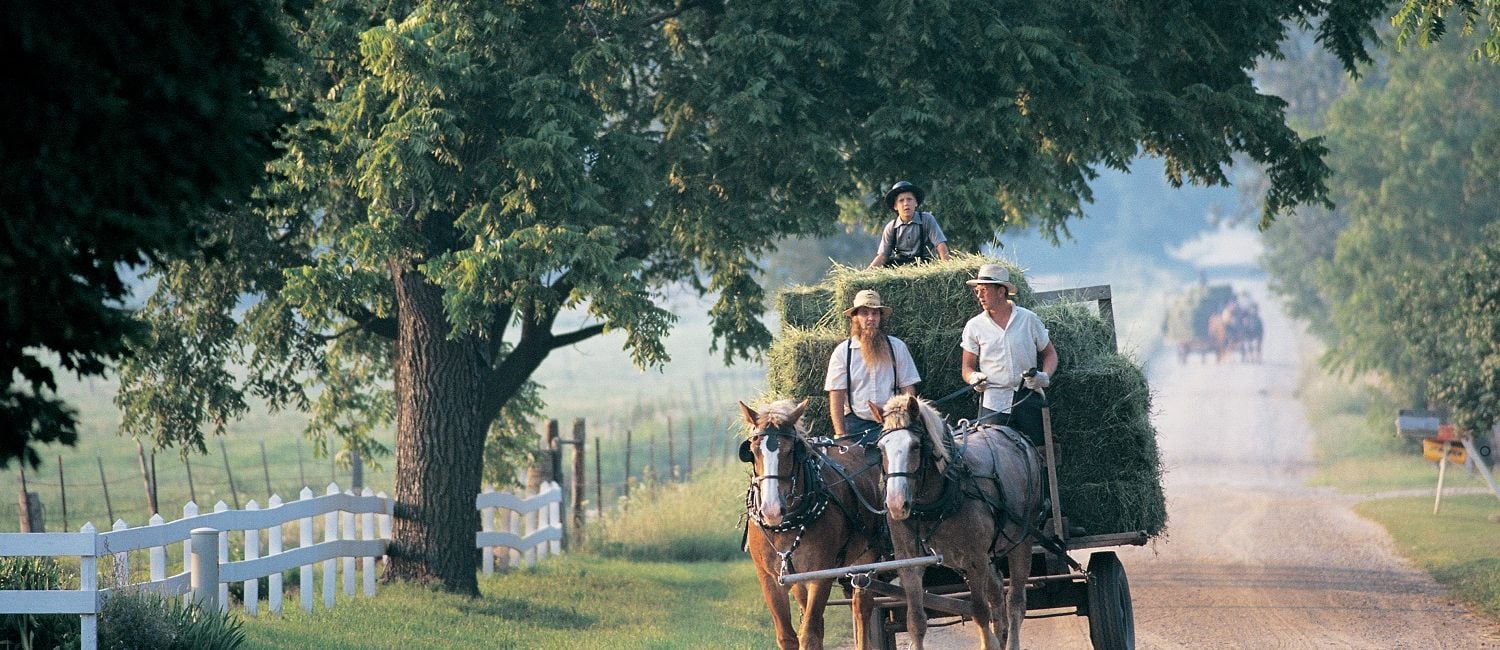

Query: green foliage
left=587, top=463, right=748, bottom=562
left=1400, top=223, right=1500, bottom=436
left=1394, top=0, right=1500, bottom=61
left=0, top=2, right=288, bottom=467
left=0, top=558, right=76, bottom=649
left=1264, top=34, right=1500, bottom=427
left=99, top=590, right=245, bottom=650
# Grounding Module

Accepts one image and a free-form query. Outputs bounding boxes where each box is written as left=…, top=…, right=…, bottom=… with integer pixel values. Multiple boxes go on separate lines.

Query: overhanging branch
left=550, top=323, right=606, bottom=350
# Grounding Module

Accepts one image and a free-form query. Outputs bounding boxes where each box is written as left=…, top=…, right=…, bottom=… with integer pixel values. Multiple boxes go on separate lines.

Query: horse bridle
left=742, top=425, right=829, bottom=533
left=877, top=410, right=965, bottom=521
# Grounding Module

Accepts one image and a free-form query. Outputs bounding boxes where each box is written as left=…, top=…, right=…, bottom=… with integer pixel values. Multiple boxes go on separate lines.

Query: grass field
left=1291, top=328, right=1500, bottom=623
left=1354, top=495, right=1500, bottom=621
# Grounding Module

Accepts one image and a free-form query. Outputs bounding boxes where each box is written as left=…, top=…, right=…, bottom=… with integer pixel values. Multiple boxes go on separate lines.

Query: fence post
left=480, top=484, right=495, bottom=576
left=136, top=438, right=157, bottom=516
left=686, top=416, right=694, bottom=478
left=570, top=418, right=586, bottom=549
left=214, top=502, right=229, bottom=611
left=594, top=440, right=603, bottom=518
left=96, top=453, right=114, bottom=525
left=269, top=494, right=284, bottom=615
left=299, top=487, right=314, bottom=613
left=341, top=489, right=356, bottom=596
left=80, top=522, right=98, bottom=650
left=260, top=440, right=273, bottom=497
left=667, top=416, right=676, bottom=480
left=323, top=483, right=338, bottom=609
left=184, top=456, right=197, bottom=506
left=181, top=501, right=198, bottom=606
left=523, top=469, right=541, bottom=567
left=361, top=487, right=376, bottom=597
left=111, top=519, right=128, bottom=588
left=623, top=429, right=633, bottom=499
left=149, top=514, right=166, bottom=585
left=548, top=481, right=562, bottom=556
left=245, top=500, right=261, bottom=616
left=58, top=456, right=69, bottom=532
left=190, top=527, right=220, bottom=612
left=220, top=438, right=241, bottom=510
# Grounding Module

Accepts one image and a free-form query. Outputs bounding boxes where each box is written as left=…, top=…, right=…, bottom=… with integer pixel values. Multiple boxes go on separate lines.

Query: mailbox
left=1396, top=409, right=1442, bottom=441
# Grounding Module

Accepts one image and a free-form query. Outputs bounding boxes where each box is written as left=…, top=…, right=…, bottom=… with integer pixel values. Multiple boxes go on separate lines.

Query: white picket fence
left=0, top=480, right=562, bottom=650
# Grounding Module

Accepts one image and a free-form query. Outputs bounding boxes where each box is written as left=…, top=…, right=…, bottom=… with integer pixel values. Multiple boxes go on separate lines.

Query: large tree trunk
left=383, top=262, right=490, bottom=595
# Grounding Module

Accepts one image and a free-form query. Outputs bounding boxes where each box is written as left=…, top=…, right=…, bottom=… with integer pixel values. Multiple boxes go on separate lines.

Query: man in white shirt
left=824, top=289, right=922, bottom=442
left=960, top=264, right=1059, bottom=446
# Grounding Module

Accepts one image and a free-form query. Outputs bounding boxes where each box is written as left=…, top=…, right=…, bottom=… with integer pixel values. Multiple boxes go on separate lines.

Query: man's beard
left=852, top=319, right=890, bottom=370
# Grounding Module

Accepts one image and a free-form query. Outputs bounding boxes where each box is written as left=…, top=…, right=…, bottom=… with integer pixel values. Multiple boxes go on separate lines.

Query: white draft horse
left=740, top=399, right=885, bottom=650
left=870, top=395, right=1043, bottom=650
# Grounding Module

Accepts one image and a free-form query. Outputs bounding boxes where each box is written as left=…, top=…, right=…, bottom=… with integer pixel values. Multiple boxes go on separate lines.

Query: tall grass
left=586, top=462, right=749, bottom=562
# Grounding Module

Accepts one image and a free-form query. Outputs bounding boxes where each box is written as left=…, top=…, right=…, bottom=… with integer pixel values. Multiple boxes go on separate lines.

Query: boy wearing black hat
left=868, top=180, right=950, bottom=268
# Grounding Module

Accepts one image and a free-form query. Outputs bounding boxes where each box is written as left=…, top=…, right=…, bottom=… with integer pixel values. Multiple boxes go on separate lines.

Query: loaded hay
left=765, top=253, right=1166, bottom=537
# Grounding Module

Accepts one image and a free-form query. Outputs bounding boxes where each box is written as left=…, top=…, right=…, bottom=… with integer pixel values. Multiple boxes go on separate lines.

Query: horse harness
left=879, top=415, right=1045, bottom=558
left=742, top=425, right=886, bottom=576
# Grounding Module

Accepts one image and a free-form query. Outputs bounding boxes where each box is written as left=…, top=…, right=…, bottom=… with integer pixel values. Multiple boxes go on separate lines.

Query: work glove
left=966, top=371, right=988, bottom=391
left=1024, top=371, right=1051, bottom=390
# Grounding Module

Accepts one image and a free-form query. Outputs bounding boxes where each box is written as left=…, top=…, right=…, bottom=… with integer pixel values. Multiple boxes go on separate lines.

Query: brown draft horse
left=870, top=395, right=1043, bottom=650
left=740, top=399, right=885, bottom=650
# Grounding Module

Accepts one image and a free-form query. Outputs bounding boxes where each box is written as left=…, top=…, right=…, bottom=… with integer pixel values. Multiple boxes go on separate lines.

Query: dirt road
left=906, top=281, right=1500, bottom=649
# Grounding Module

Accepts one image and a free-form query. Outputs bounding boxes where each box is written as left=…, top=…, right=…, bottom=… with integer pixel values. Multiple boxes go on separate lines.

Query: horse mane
left=883, top=394, right=950, bottom=463
left=751, top=399, right=810, bottom=436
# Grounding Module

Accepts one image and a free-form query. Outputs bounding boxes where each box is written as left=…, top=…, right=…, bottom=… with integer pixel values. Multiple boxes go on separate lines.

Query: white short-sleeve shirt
left=960, top=306, right=1050, bottom=412
left=824, top=336, right=922, bottom=421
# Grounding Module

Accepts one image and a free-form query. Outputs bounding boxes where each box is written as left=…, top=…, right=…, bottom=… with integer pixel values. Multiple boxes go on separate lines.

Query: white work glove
left=1024, top=371, right=1051, bottom=390
left=966, top=371, right=988, bottom=391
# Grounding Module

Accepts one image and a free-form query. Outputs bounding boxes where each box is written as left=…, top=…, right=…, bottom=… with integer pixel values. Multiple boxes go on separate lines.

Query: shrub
left=0, top=556, right=77, bottom=649
left=99, top=590, right=244, bottom=650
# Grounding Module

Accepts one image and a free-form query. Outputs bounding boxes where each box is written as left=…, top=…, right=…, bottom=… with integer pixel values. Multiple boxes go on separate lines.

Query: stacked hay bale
left=767, top=253, right=1166, bottom=537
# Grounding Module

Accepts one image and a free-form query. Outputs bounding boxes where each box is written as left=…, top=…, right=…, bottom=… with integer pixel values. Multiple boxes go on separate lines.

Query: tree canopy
left=117, top=0, right=1386, bottom=593
left=0, top=2, right=286, bottom=467
left=1394, top=0, right=1500, bottom=61
left=1263, top=34, right=1499, bottom=432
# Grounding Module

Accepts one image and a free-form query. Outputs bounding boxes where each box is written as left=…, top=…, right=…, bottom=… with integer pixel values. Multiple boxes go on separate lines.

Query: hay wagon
left=771, top=274, right=1157, bottom=650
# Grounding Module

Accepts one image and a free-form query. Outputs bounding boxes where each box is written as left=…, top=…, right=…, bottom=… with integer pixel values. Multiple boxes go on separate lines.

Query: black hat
left=883, top=181, right=924, bottom=211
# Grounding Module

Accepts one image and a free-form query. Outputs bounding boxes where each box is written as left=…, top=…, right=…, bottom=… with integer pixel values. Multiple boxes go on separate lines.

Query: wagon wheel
left=1086, top=551, right=1135, bottom=650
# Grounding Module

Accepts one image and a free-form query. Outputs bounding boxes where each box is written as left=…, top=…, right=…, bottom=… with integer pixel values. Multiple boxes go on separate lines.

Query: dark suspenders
left=843, top=336, right=900, bottom=416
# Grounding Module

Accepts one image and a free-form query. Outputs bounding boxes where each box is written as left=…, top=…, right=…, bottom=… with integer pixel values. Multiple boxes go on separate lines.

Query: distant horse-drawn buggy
left=1165, top=282, right=1262, bottom=364
left=745, top=263, right=1164, bottom=650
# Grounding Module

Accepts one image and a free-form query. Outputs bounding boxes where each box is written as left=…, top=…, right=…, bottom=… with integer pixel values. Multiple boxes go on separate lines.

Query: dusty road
left=902, top=281, right=1500, bottom=649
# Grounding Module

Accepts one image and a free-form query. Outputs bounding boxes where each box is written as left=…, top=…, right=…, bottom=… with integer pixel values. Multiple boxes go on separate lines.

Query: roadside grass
left=1353, top=495, right=1500, bottom=621
left=1294, top=329, right=1500, bottom=624
left=241, top=460, right=825, bottom=649
left=241, top=555, right=772, bottom=649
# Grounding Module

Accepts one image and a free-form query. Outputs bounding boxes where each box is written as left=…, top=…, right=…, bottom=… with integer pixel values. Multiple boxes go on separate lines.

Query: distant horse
left=870, top=395, right=1043, bottom=650
left=1206, top=307, right=1236, bottom=363
left=739, top=399, right=884, bottom=650
left=1237, top=307, right=1263, bottom=363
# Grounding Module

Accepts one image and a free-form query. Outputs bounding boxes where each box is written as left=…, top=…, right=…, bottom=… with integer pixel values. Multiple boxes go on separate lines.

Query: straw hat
left=965, top=264, right=1017, bottom=292
left=842, top=289, right=894, bottom=317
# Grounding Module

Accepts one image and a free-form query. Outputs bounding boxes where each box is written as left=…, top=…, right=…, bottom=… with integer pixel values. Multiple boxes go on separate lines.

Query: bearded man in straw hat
left=824, top=289, right=921, bottom=442
left=960, top=264, right=1058, bottom=447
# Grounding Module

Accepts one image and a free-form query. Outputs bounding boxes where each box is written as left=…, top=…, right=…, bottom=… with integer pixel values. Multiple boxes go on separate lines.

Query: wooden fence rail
left=0, top=480, right=562, bottom=650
